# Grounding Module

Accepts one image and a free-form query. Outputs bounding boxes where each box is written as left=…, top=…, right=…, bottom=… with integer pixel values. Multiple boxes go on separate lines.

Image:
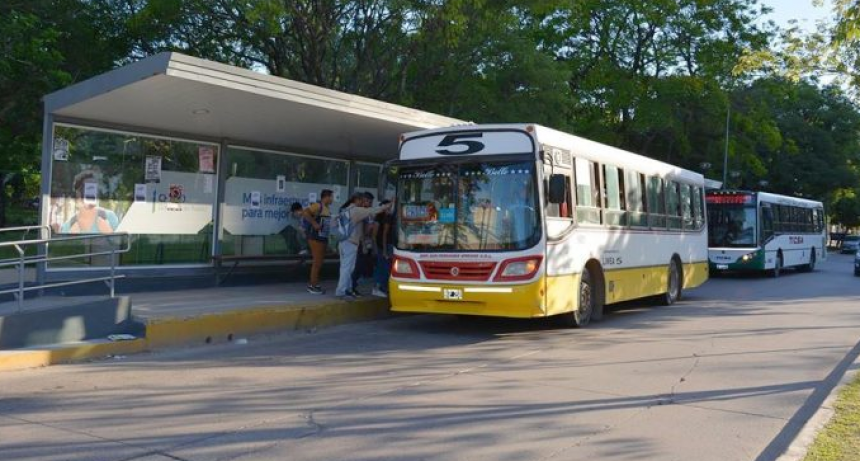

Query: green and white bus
left=707, top=190, right=826, bottom=276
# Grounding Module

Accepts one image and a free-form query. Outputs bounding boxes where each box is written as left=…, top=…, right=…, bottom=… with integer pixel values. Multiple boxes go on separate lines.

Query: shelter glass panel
left=221, top=146, right=349, bottom=257
left=355, top=163, right=382, bottom=203
left=48, top=124, right=218, bottom=267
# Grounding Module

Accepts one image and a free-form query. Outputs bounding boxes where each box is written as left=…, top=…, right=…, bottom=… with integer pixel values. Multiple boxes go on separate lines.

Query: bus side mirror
left=548, top=174, right=566, bottom=204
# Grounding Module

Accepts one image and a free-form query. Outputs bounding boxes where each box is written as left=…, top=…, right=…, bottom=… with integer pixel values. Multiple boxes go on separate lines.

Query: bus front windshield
left=708, top=205, right=757, bottom=247
left=397, top=160, right=540, bottom=251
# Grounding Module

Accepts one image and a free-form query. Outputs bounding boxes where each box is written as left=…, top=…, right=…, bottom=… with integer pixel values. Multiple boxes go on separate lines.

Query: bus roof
left=400, top=123, right=704, bottom=184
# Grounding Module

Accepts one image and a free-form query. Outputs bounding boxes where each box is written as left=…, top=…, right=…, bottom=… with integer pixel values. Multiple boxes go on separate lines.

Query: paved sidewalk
left=0, top=280, right=391, bottom=372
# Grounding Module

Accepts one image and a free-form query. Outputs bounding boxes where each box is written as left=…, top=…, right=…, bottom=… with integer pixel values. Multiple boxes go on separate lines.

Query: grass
left=803, top=373, right=860, bottom=461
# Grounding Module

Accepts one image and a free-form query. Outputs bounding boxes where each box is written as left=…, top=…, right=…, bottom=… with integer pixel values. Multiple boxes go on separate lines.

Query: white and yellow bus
left=386, top=124, right=709, bottom=326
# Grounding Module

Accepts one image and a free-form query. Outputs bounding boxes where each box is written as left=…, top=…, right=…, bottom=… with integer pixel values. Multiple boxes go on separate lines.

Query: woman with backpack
left=335, top=193, right=393, bottom=300
left=301, top=189, right=334, bottom=294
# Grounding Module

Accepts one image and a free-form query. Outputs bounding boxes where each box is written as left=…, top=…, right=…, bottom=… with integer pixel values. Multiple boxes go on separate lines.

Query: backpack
left=332, top=207, right=355, bottom=242
left=302, top=202, right=331, bottom=241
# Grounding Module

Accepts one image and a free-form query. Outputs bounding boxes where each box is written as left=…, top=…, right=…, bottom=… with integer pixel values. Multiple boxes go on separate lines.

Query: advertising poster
left=276, top=175, right=286, bottom=193
left=53, top=169, right=120, bottom=234
left=134, top=184, right=147, bottom=202
left=250, top=191, right=261, bottom=209
left=145, top=156, right=162, bottom=182
left=198, top=147, right=215, bottom=173
left=53, top=138, right=70, bottom=161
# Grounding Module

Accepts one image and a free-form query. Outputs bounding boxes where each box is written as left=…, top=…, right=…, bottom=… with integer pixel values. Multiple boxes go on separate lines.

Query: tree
left=535, top=0, right=772, bottom=155
left=727, top=78, right=860, bottom=209
left=832, top=0, right=860, bottom=93
left=0, top=4, right=70, bottom=226
left=831, top=190, right=860, bottom=228
left=0, top=0, right=171, bottom=226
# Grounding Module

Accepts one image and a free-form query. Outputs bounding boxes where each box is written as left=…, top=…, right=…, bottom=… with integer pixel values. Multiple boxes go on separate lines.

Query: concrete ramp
left=0, top=296, right=143, bottom=349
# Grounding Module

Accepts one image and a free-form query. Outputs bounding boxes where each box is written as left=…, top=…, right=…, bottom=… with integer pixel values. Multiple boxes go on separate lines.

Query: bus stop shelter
left=39, top=52, right=462, bottom=281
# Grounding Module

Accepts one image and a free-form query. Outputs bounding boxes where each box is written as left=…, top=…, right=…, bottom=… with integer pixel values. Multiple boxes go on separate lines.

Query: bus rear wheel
left=659, top=259, right=682, bottom=306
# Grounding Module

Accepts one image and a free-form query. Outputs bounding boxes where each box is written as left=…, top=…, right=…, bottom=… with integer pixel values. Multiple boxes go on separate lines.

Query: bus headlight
left=392, top=257, right=420, bottom=279
left=494, top=256, right=543, bottom=282
left=740, top=251, right=758, bottom=262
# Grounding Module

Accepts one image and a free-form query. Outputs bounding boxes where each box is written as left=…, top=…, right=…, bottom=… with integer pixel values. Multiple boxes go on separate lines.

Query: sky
left=760, top=0, right=834, bottom=31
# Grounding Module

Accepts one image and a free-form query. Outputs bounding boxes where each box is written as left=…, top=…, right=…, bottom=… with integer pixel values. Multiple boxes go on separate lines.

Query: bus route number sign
left=789, top=236, right=804, bottom=244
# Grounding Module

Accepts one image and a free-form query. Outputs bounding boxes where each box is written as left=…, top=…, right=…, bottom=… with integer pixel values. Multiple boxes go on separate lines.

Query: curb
left=0, top=297, right=390, bottom=372
left=775, top=353, right=860, bottom=461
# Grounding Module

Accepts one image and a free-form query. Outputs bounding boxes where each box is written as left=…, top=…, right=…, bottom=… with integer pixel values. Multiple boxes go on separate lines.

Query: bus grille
left=419, top=261, right=498, bottom=281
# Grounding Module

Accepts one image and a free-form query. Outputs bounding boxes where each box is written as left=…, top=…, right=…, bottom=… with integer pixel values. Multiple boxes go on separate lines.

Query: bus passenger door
left=378, top=160, right=399, bottom=203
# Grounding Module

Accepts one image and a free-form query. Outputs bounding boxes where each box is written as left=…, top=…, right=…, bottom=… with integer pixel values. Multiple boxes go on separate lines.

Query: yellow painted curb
left=0, top=298, right=390, bottom=372
left=0, top=339, right=147, bottom=372
left=145, top=298, right=390, bottom=348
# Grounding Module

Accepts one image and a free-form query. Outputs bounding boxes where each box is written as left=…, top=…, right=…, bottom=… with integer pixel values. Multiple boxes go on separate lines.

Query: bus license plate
left=716, top=264, right=729, bottom=270
left=443, top=288, right=463, bottom=301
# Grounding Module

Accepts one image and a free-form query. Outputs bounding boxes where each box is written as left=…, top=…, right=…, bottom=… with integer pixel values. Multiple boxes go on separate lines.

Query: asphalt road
left=3, top=253, right=860, bottom=461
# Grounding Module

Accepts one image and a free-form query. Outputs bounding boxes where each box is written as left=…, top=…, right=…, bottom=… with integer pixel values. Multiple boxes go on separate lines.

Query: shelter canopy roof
left=44, top=53, right=463, bottom=161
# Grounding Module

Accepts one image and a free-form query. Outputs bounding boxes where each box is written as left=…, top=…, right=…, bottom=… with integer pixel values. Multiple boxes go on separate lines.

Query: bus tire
left=560, top=267, right=602, bottom=328
left=659, top=258, right=682, bottom=306
left=799, top=249, right=816, bottom=272
left=772, top=252, right=783, bottom=278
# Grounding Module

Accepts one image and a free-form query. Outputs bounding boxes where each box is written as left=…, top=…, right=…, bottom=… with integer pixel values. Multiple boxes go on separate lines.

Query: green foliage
left=727, top=79, right=860, bottom=212
left=2, top=0, right=860, bottom=228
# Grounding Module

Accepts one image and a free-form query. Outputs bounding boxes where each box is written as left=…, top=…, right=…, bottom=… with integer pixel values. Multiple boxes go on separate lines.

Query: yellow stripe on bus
left=390, top=261, right=708, bottom=319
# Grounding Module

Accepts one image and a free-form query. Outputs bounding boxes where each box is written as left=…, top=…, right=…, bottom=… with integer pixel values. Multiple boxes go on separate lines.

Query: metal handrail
left=0, top=224, right=50, bottom=237
left=0, top=231, right=131, bottom=312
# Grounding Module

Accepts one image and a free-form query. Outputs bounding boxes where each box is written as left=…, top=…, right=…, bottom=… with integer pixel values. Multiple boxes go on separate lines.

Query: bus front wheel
left=560, top=268, right=602, bottom=328
left=772, top=253, right=783, bottom=278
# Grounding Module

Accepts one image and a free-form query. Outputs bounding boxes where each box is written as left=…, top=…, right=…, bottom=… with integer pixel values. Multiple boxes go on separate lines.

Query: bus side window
left=774, top=205, right=783, bottom=234
left=680, top=183, right=692, bottom=230
left=603, top=164, right=626, bottom=227
left=593, top=161, right=603, bottom=216
left=647, top=176, right=666, bottom=229
left=666, top=181, right=682, bottom=230
left=791, top=207, right=800, bottom=232
left=762, top=206, right=774, bottom=241
left=814, top=207, right=824, bottom=232
left=691, top=186, right=703, bottom=229
left=545, top=174, right=573, bottom=220
left=625, top=169, right=646, bottom=227
left=574, top=157, right=600, bottom=224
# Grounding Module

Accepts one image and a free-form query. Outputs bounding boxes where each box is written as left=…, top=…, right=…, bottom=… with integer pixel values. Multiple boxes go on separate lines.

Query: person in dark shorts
left=301, top=189, right=334, bottom=294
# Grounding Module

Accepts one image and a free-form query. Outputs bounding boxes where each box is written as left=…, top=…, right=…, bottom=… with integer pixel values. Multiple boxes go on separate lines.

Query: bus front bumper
left=709, top=249, right=764, bottom=272
left=389, top=278, right=545, bottom=318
